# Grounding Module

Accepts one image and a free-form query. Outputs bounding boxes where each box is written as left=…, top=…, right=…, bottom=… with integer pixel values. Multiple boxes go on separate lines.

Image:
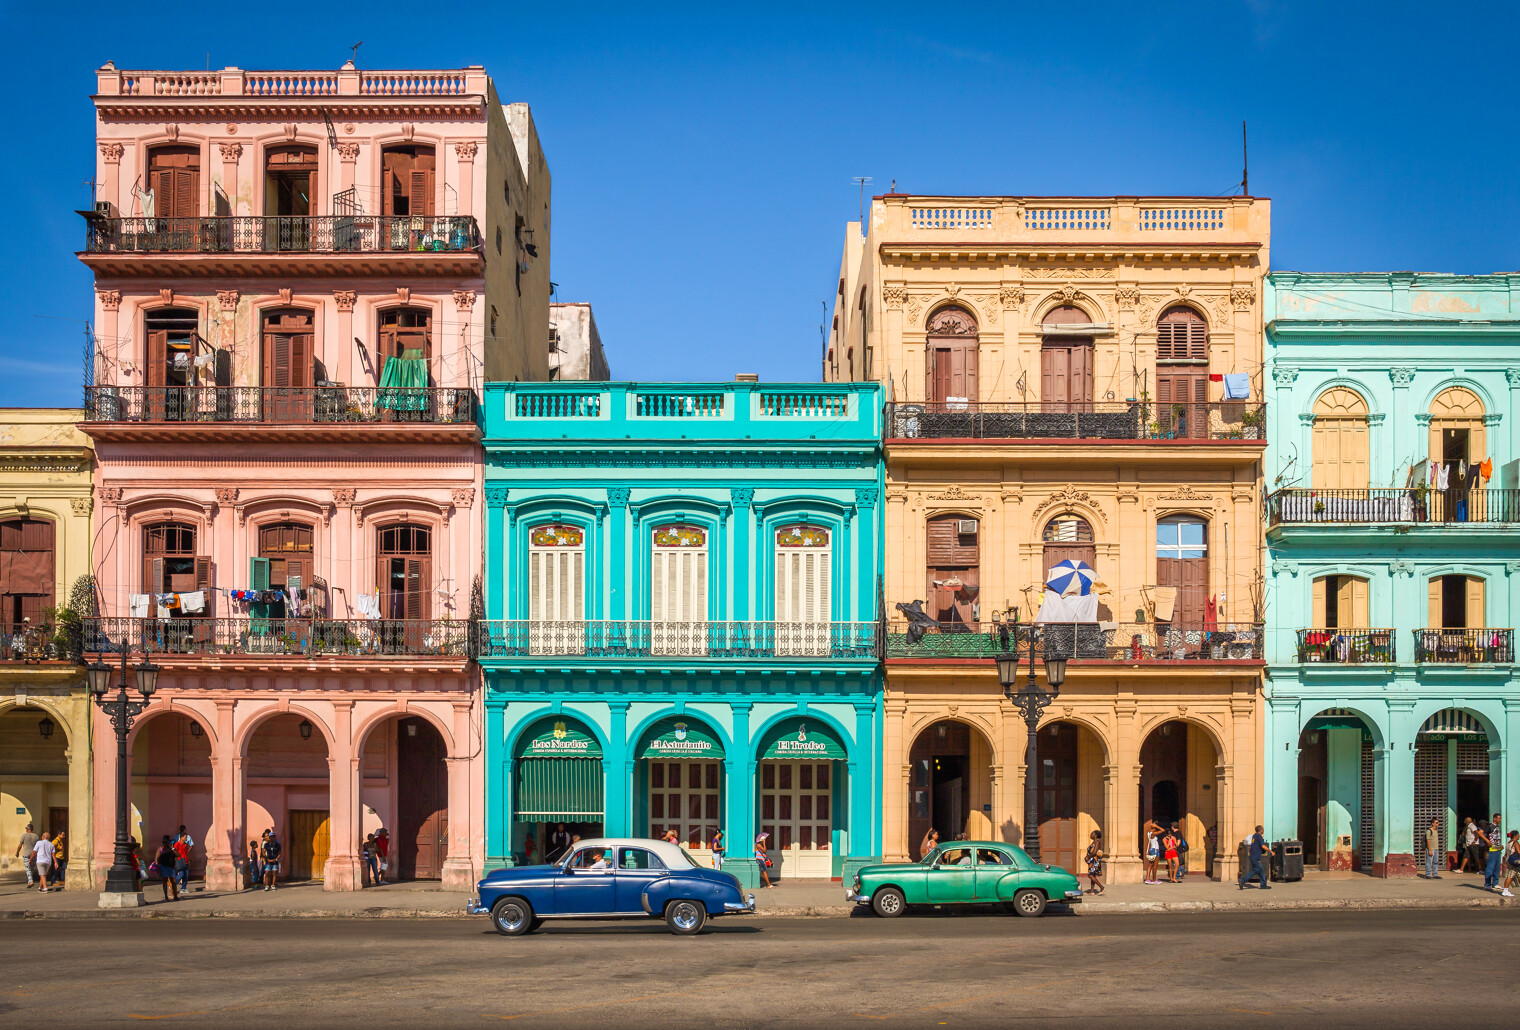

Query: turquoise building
left=1264, top=272, right=1520, bottom=875
left=480, top=381, right=884, bottom=886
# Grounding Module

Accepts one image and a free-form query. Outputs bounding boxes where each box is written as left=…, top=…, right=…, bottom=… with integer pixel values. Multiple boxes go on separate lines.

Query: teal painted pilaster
left=607, top=701, right=630, bottom=837
left=1265, top=696, right=1301, bottom=841
left=851, top=701, right=879, bottom=865
left=485, top=700, right=509, bottom=870
left=1326, top=728, right=1361, bottom=852
left=731, top=490, right=753, bottom=620
left=727, top=702, right=759, bottom=887
left=608, top=492, right=628, bottom=619
left=485, top=488, right=506, bottom=619
left=1383, top=704, right=1418, bottom=869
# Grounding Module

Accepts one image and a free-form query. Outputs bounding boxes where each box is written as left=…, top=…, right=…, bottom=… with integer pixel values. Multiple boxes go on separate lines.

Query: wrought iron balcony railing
left=2, top=622, right=81, bottom=663
left=1296, top=628, right=1396, bottom=664
left=1269, top=488, right=1520, bottom=526
left=885, top=401, right=1265, bottom=442
left=83, top=386, right=477, bottom=425
left=1412, top=628, right=1514, bottom=665
left=477, top=620, right=880, bottom=660
left=84, top=215, right=481, bottom=256
left=83, top=617, right=472, bottom=659
left=885, top=621, right=1263, bottom=660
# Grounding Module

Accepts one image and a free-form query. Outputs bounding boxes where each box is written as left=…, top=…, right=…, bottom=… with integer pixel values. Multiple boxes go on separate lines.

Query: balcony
left=885, top=621, right=1263, bottom=661
left=2, top=623, right=81, bottom=665
left=477, top=621, right=880, bottom=661
left=83, top=618, right=471, bottom=660
left=79, top=215, right=482, bottom=277
left=886, top=401, right=1265, bottom=443
left=1412, top=628, right=1514, bottom=665
left=1296, top=628, right=1397, bottom=664
left=1269, top=488, right=1520, bottom=526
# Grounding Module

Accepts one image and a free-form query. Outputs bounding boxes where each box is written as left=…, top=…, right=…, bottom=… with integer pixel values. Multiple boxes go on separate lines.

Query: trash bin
left=1271, top=839, right=1304, bottom=882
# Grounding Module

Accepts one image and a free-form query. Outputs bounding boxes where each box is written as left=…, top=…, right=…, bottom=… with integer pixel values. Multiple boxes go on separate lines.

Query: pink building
left=79, top=62, right=551, bottom=891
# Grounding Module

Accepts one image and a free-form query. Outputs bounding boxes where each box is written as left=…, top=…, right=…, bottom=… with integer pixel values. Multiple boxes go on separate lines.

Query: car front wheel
left=872, top=887, right=906, bottom=918
left=666, top=899, right=707, bottom=935
left=491, top=896, right=534, bottom=936
left=1011, top=889, right=1046, bottom=918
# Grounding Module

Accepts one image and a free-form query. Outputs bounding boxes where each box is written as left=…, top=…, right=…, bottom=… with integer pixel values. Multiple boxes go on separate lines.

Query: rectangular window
left=529, top=532, right=584, bottom=654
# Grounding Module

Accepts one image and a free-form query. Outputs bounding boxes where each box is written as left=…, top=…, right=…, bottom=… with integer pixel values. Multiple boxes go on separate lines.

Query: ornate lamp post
left=992, top=609, right=1067, bottom=862
left=86, top=643, right=160, bottom=907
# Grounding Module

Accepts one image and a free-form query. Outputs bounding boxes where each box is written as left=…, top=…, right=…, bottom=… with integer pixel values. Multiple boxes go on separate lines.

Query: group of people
left=150, top=827, right=195, bottom=900
left=361, top=828, right=390, bottom=886
left=13, top=824, right=66, bottom=892
left=1141, top=819, right=1192, bottom=884
left=1447, top=814, right=1518, bottom=896
left=245, top=829, right=282, bottom=891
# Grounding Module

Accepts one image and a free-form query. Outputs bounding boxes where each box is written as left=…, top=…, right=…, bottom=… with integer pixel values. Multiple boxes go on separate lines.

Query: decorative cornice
left=0, top=456, right=90, bottom=475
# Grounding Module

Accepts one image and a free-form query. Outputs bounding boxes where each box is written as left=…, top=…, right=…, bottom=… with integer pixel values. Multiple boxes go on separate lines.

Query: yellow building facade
left=0, top=409, right=95, bottom=888
left=829, top=196, right=1269, bottom=882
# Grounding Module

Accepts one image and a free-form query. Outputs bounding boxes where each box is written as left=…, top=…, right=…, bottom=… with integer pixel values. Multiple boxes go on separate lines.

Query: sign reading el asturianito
left=639, top=718, right=725, bottom=758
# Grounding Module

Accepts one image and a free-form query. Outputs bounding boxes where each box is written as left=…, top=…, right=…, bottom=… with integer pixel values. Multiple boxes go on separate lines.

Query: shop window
left=926, top=514, right=977, bottom=629
left=759, top=760, right=832, bottom=853
left=648, top=759, right=721, bottom=849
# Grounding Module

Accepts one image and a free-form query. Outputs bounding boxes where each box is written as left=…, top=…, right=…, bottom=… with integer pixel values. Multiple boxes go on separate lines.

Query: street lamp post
left=87, top=642, right=160, bottom=908
left=993, top=609, right=1068, bottom=863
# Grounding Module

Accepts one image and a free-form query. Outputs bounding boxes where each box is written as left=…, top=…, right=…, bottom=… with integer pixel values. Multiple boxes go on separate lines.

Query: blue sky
left=2, top=1, right=1515, bottom=405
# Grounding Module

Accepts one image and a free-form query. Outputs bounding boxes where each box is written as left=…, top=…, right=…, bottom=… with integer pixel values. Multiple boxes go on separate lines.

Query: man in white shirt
left=31, top=832, right=56, bottom=893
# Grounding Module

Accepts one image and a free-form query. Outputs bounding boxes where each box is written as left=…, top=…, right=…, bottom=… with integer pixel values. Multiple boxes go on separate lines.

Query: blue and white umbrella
left=1045, top=559, right=1096, bottom=597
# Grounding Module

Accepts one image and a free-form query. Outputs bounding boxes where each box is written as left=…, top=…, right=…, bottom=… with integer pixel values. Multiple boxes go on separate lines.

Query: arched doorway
left=1138, top=720, right=1220, bottom=876
left=1036, top=720, right=1107, bottom=875
left=756, top=717, right=849, bottom=878
left=1040, top=305, right=1094, bottom=413
left=358, top=714, right=449, bottom=882
left=637, top=715, right=724, bottom=866
left=1429, top=387, right=1485, bottom=521
left=0, top=706, right=71, bottom=883
left=246, top=713, right=331, bottom=882
left=512, top=715, right=603, bottom=864
left=1415, top=708, right=1495, bottom=874
left=130, top=711, right=212, bottom=884
left=1297, top=710, right=1376, bottom=870
left=908, top=719, right=994, bottom=856
left=1311, top=387, right=1369, bottom=489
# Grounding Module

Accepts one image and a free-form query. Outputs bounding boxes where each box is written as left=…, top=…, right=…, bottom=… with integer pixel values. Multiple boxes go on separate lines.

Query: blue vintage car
left=467, top=838, right=756, bottom=936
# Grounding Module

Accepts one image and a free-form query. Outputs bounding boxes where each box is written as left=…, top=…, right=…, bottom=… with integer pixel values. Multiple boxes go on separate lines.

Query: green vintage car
left=847, top=841, right=1083, bottom=918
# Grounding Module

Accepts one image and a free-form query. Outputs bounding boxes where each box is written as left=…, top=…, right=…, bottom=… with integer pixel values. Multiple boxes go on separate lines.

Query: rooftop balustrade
left=881, top=195, right=1267, bottom=245
left=98, top=66, right=490, bottom=99
left=477, top=620, right=880, bottom=661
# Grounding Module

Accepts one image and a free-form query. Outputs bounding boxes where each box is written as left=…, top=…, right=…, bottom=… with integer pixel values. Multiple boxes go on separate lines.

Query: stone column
left=218, top=142, right=242, bottom=215
left=324, top=702, right=362, bottom=890
left=1109, top=696, right=1143, bottom=883
left=63, top=692, right=95, bottom=891
left=336, top=142, right=359, bottom=194
left=725, top=702, right=758, bottom=887
left=205, top=700, right=241, bottom=891
left=606, top=701, right=630, bottom=837
left=453, top=142, right=477, bottom=217
left=1264, top=696, right=1301, bottom=843
left=441, top=700, right=477, bottom=890
left=846, top=701, right=879, bottom=875
left=333, top=291, right=356, bottom=386
left=881, top=698, right=908, bottom=861
left=484, top=701, right=509, bottom=870
left=98, top=142, right=124, bottom=215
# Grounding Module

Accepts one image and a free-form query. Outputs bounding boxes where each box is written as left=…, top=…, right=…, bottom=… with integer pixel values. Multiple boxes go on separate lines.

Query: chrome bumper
left=466, top=896, right=489, bottom=915
left=1063, top=890, right=1084, bottom=903
left=846, top=888, right=868, bottom=903
left=724, top=893, right=757, bottom=914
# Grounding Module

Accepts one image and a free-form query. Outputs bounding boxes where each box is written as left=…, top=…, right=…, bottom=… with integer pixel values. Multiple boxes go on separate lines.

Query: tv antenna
left=851, top=176, right=873, bottom=225
left=349, top=41, right=364, bottom=64
left=1241, top=120, right=1249, bottom=196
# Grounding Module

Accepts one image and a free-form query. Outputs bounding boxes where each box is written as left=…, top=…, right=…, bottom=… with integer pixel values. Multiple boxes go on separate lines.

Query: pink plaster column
left=218, top=142, right=242, bottom=215
left=336, top=142, right=359, bottom=193
left=453, top=142, right=477, bottom=217
left=324, top=702, right=362, bottom=890
left=90, top=704, right=116, bottom=889
left=333, top=291, right=356, bottom=386
left=442, top=700, right=477, bottom=890
left=204, top=700, right=241, bottom=891
left=96, top=290, right=122, bottom=390
left=98, top=142, right=124, bottom=215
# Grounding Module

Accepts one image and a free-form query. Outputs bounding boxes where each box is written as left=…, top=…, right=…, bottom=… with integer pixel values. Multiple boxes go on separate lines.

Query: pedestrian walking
left=547, top=822, right=572, bottom=863
left=47, top=830, right=66, bottom=889
left=1142, top=819, right=1163, bottom=883
left=919, top=828, right=940, bottom=861
left=1084, top=830, right=1105, bottom=895
left=1162, top=827, right=1180, bottom=883
left=374, top=828, right=389, bottom=884
left=1238, top=825, right=1273, bottom=890
left=1462, top=817, right=1483, bottom=874
left=261, top=830, right=282, bottom=891
left=1423, top=817, right=1443, bottom=879
left=31, top=831, right=55, bottom=893
left=754, top=832, right=775, bottom=889
left=1172, top=822, right=1190, bottom=880
left=15, top=822, right=38, bottom=887
left=155, top=835, right=180, bottom=902
left=248, top=839, right=262, bottom=889
left=362, top=833, right=378, bottom=886
left=662, top=829, right=680, bottom=846
left=1481, top=814, right=1504, bottom=891
left=172, top=832, right=191, bottom=893
left=710, top=829, right=725, bottom=870
left=1499, top=829, right=1519, bottom=898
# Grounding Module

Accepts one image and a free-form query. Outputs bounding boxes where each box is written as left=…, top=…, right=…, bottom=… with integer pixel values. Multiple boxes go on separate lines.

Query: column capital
left=453, top=141, right=479, bottom=162
left=99, top=141, right=124, bottom=163
left=219, top=141, right=244, bottom=162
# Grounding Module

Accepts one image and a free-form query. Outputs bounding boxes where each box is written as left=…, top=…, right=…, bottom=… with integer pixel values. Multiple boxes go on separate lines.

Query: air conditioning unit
left=957, top=519, right=978, bottom=537
left=95, top=200, right=117, bottom=218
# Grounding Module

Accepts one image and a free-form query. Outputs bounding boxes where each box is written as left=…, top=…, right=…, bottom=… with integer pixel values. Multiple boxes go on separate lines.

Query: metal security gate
left=1413, top=739, right=1447, bottom=867
left=1359, top=740, right=1375, bottom=870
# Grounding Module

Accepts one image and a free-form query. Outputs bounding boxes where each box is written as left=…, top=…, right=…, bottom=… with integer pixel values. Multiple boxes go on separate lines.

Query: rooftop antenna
left=852, top=176, right=873, bottom=225
left=1241, top=120, right=1249, bottom=196
left=349, top=41, right=364, bottom=65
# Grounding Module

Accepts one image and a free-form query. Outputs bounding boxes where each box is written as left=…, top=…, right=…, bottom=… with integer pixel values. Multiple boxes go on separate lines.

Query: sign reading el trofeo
left=761, top=721, right=848, bottom=760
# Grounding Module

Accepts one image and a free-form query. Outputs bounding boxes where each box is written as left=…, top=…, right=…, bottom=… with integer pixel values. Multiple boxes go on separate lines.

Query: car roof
left=561, top=838, right=693, bottom=866
left=935, top=841, right=1020, bottom=849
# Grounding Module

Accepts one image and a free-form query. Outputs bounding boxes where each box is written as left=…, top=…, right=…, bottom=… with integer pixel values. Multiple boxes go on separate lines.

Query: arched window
left=0, top=518, right=54, bottom=634
left=143, top=521, right=208, bottom=615
left=1156, top=306, right=1209, bottom=437
left=255, top=522, right=315, bottom=618
left=264, top=145, right=317, bottom=217
left=1429, top=388, right=1486, bottom=506
left=1041, top=305, right=1094, bottom=407
left=1155, top=516, right=1207, bottom=625
left=1429, top=574, right=1484, bottom=630
left=1313, top=574, right=1369, bottom=629
left=147, top=144, right=200, bottom=220
left=381, top=145, right=436, bottom=217
left=776, top=525, right=831, bottom=654
left=652, top=524, right=708, bottom=655
left=528, top=524, right=584, bottom=653
left=377, top=523, right=431, bottom=620
left=1041, top=515, right=1095, bottom=578
left=1312, top=387, right=1369, bottom=489
left=925, top=514, right=977, bottom=628
left=142, top=307, right=201, bottom=420
left=925, top=306, right=978, bottom=404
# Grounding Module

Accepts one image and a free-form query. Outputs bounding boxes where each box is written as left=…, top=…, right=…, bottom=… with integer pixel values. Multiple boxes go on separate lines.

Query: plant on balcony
left=41, top=605, right=84, bottom=663
left=1313, top=500, right=1327, bottom=514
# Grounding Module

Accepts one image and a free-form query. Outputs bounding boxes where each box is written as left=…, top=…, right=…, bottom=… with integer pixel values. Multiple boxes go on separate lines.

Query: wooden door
left=1157, top=372, right=1208, bottom=439
left=47, top=808, right=68, bottom=841
left=288, top=810, right=330, bottom=881
left=1037, top=723, right=1080, bottom=874
left=398, top=718, right=448, bottom=880
left=149, top=146, right=200, bottom=221
left=262, top=313, right=314, bottom=422
left=1041, top=342, right=1093, bottom=410
left=924, top=306, right=979, bottom=403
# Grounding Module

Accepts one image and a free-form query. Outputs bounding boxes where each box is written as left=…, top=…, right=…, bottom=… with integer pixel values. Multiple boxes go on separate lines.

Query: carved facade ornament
left=1030, top=486, right=1107, bottom=523
left=454, top=141, right=479, bottom=161
left=1505, top=560, right=1520, bottom=575
left=1388, top=559, right=1415, bottom=577
left=332, top=290, right=357, bottom=312
left=607, top=487, right=631, bottom=508
left=396, top=287, right=411, bottom=305
left=882, top=285, right=906, bottom=309
left=214, top=487, right=239, bottom=505
left=926, top=307, right=979, bottom=336
left=99, top=487, right=123, bottom=505
left=283, top=124, right=298, bottom=140
left=1389, top=367, right=1416, bottom=387
left=977, top=296, right=999, bottom=324
left=336, top=142, right=360, bottom=161
left=484, top=484, right=509, bottom=508
left=401, top=123, right=416, bottom=140
left=99, top=142, right=125, bottom=162
left=1174, top=284, right=1192, bottom=298
left=1060, top=284, right=1079, bottom=303
left=1115, top=286, right=1139, bottom=309
left=159, top=288, right=174, bottom=305
left=1136, top=295, right=1159, bottom=325
left=278, top=288, right=292, bottom=305
left=1271, top=366, right=1299, bottom=387
left=218, top=142, right=243, bottom=162
left=450, top=488, right=475, bottom=509
left=453, top=289, right=476, bottom=310
left=1231, top=285, right=1257, bottom=309
left=331, top=488, right=356, bottom=505
left=1157, top=483, right=1208, bottom=502
left=730, top=487, right=754, bottom=509
left=1116, top=488, right=1140, bottom=504
left=97, top=289, right=122, bottom=312
left=1298, top=412, right=1318, bottom=425
left=854, top=487, right=880, bottom=508
left=1001, top=486, right=1024, bottom=504
left=226, top=123, right=239, bottom=134
left=216, top=289, right=239, bottom=312
left=925, top=483, right=983, bottom=503
left=999, top=285, right=1025, bottom=309
left=70, top=497, right=94, bottom=517
left=165, top=124, right=179, bottom=141
left=1271, top=560, right=1298, bottom=577
left=945, top=284, right=960, bottom=298
left=1210, top=296, right=1233, bottom=324
left=1027, top=266, right=1114, bottom=279
left=905, top=296, right=926, bottom=323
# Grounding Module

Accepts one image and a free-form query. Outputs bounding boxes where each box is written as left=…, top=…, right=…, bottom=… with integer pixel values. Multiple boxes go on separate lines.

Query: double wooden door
left=398, top=718, right=448, bottom=880
left=1037, top=723, right=1080, bottom=874
left=288, top=809, right=330, bottom=881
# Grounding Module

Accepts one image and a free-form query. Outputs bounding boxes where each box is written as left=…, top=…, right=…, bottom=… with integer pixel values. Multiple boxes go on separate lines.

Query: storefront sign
left=519, top=718, right=603, bottom=758
left=639, top=718, right=725, bottom=758
left=760, top=718, right=847, bottom=760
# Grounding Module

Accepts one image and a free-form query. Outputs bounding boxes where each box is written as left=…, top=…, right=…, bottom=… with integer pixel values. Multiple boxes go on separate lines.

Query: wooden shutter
left=1312, top=577, right=1327, bottom=627
left=1178, top=556, right=1207, bottom=625
left=1041, top=346, right=1066, bottom=404
left=929, top=348, right=951, bottom=403
left=926, top=517, right=978, bottom=566
left=1072, top=343, right=1092, bottom=404
left=377, top=556, right=394, bottom=618
left=194, top=556, right=212, bottom=610
left=1428, top=578, right=1441, bottom=627
left=151, top=557, right=165, bottom=595
left=404, top=558, right=428, bottom=620
left=1157, top=308, right=1208, bottom=361
left=1350, top=577, right=1368, bottom=627
left=409, top=170, right=434, bottom=217
left=382, top=149, right=409, bottom=216
left=1466, top=577, right=1485, bottom=629
left=290, top=333, right=312, bottom=389
left=146, top=331, right=168, bottom=388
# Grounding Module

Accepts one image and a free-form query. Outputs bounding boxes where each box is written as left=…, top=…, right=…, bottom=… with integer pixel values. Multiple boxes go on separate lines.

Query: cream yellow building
left=829, top=196, right=1269, bottom=882
left=0, top=409, right=95, bottom=888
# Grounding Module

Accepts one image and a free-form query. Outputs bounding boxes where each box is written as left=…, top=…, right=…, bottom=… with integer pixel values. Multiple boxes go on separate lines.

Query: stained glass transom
left=530, top=524, right=584, bottom=548
left=653, top=524, right=707, bottom=548
left=776, top=524, right=830, bottom=548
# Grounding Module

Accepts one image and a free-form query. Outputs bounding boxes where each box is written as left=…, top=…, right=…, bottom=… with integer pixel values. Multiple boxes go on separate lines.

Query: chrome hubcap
left=498, top=904, right=525, bottom=930
left=1018, top=895, right=1038, bottom=913
left=672, top=903, right=699, bottom=929
left=881, top=894, right=901, bottom=913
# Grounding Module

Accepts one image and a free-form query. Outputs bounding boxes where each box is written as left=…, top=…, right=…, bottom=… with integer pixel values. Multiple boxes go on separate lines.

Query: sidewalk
left=2, top=870, right=1515, bottom=920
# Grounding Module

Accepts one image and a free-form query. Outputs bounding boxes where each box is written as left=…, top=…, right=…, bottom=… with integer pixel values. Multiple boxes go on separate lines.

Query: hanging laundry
left=179, top=591, right=206, bottom=614
left=355, top=592, right=381, bottom=620
left=1459, top=458, right=1467, bottom=480
left=1152, top=587, right=1177, bottom=623
left=1481, top=457, right=1493, bottom=481
left=129, top=594, right=150, bottom=618
left=1436, top=464, right=1450, bottom=490
left=1223, top=374, right=1250, bottom=399
left=1208, top=373, right=1224, bottom=382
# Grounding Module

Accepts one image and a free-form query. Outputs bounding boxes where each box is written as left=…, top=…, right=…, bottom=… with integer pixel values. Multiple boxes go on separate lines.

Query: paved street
left=2, top=909, right=1514, bottom=1027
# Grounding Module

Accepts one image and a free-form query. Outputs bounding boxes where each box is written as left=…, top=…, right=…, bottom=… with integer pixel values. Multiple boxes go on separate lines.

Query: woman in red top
left=375, top=828, right=390, bottom=884
left=1162, top=830, right=1180, bottom=883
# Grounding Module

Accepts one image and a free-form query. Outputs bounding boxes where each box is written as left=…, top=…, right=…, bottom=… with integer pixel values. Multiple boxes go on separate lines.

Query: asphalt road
left=2, top=909, right=1514, bottom=1028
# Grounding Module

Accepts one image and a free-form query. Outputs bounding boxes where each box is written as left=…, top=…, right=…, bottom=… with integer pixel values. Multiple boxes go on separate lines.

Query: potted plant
left=1240, top=408, right=1263, bottom=439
